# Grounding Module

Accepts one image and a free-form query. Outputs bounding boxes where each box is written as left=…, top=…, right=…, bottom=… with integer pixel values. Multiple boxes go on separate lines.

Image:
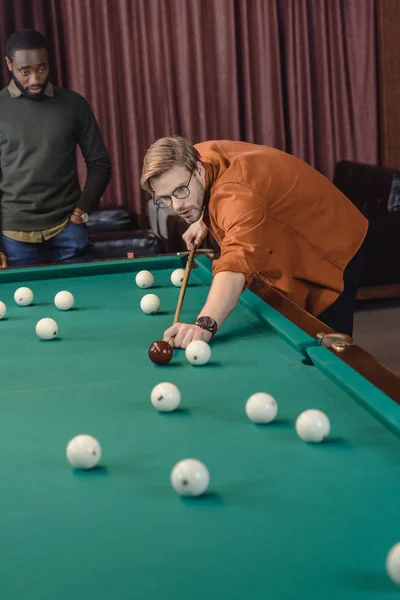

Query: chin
left=187, top=211, right=202, bottom=224
left=25, top=90, right=45, bottom=101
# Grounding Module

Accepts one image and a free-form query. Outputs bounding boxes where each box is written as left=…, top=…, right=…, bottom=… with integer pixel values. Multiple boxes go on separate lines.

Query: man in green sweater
left=0, top=29, right=111, bottom=268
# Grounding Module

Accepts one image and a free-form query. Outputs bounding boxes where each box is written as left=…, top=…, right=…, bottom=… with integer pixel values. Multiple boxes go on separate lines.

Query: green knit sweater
left=0, top=84, right=111, bottom=232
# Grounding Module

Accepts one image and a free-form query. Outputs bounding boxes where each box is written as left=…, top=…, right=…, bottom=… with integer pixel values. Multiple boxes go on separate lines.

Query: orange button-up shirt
left=197, top=140, right=368, bottom=316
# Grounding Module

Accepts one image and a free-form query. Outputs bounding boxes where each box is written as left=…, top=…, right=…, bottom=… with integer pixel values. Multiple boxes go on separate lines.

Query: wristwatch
left=195, top=316, right=218, bottom=340
left=73, top=208, right=89, bottom=223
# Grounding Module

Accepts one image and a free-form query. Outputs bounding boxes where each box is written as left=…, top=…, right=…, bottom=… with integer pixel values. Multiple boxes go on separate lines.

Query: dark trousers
left=1, top=221, right=94, bottom=267
left=318, top=243, right=365, bottom=337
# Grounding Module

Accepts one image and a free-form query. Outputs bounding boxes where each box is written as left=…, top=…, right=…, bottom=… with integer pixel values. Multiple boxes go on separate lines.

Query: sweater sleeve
left=75, top=96, right=112, bottom=212
left=211, top=182, right=272, bottom=287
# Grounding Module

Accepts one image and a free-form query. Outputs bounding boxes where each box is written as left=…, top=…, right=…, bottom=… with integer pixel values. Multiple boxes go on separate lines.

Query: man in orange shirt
left=141, top=137, right=368, bottom=348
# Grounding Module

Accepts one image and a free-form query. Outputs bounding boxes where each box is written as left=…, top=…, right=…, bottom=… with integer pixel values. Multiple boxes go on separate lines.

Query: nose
left=171, top=198, right=185, bottom=212
left=29, top=74, right=41, bottom=86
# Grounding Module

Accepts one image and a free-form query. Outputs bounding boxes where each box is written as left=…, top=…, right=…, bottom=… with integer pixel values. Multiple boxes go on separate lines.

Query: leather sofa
left=147, top=201, right=219, bottom=254
left=87, top=207, right=164, bottom=259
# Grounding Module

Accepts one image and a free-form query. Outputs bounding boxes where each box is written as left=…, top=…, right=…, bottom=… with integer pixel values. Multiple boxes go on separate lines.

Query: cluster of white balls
left=148, top=385, right=209, bottom=495
left=246, top=394, right=331, bottom=442
left=65, top=429, right=209, bottom=498
left=0, top=287, right=75, bottom=340
left=62, top=267, right=207, bottom=495
left=60, top=267, right=400, bottom=583
left=136, top=268, right=185, bottom=290
left=135, top=269, right=212, bottom=366
left=65, top=382, right=210, bottom=496
left=246, top=393, right=331, bottom=442
left=7, top=268, right=398, bottom=584
left=135, top=268, right=185, bottom=315
left=62, top=383, right=400, bottom=584
left=64, top=268, right=211, bottom=495
left=150, top=384, right=330, bottom=443
left=144, top=383, right=331, bottom=499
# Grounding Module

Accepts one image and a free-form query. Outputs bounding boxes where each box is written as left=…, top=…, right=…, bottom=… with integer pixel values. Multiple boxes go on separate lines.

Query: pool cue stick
left=167, top=243, right=197, bottom=346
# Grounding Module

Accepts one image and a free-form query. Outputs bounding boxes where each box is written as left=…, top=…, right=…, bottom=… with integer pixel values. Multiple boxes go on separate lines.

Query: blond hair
left=141, top=136, right=200, bottom=193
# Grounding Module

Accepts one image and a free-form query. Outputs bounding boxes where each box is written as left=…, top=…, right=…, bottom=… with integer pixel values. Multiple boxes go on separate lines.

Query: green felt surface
left=0, top=257, right=400, bottom=600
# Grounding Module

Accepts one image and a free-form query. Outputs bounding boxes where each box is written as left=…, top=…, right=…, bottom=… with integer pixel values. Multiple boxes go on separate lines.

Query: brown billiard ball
left=148, top=340, right=173, bottom=365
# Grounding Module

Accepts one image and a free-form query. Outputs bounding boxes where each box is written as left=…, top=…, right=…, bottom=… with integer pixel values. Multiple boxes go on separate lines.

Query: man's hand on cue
left=164, top=323, right=212, bottom=349
left=183, top=219, right=208, bottom=250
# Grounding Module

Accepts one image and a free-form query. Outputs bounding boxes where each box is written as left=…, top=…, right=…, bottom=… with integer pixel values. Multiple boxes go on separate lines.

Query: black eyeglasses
left=152, top=171, right=193, bottom=208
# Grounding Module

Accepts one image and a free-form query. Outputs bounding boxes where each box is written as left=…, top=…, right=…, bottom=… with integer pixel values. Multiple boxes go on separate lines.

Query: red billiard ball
left=148, top=340, right=173, bottom=365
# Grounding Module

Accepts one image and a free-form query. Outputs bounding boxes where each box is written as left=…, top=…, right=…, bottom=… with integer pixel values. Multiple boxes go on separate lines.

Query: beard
left=12, top=72, right=48, bottom=101
left=184, top=185, right=205, bottom=223
left=185, top=207, right=203, bottom=224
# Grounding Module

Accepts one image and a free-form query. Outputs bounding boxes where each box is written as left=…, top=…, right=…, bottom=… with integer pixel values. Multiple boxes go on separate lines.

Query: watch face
left=198, top=316, right=216, bottom=328
left=81, top=212, right=89, bottom=223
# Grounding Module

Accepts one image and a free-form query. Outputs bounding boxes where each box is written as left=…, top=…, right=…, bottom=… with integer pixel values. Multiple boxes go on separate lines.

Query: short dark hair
left=6, top=29, right=49, bottom=61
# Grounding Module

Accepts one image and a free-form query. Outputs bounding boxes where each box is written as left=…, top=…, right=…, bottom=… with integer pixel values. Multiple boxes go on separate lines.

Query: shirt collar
left=7, top=80, right=54, bottom=98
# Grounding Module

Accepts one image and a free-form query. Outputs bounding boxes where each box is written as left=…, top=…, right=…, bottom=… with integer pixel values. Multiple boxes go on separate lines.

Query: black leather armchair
left=333, top=161, right=400, bottom=297
left=87, top=207, right=164, bottom=259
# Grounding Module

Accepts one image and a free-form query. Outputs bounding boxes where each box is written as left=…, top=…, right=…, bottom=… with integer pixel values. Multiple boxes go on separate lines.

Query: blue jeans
left=1, top=221, right=94, bottom=267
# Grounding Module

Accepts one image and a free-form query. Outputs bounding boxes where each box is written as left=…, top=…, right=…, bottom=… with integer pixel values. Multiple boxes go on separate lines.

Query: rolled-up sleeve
left=211, top=183, right=271, bottom=286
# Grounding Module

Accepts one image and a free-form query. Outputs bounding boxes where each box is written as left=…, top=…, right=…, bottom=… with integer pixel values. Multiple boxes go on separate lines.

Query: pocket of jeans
left=66, top=221, right=89, bottom=246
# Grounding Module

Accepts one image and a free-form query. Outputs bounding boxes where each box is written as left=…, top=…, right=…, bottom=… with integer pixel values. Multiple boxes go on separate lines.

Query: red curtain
left=0, top=0, right=378, bottom=225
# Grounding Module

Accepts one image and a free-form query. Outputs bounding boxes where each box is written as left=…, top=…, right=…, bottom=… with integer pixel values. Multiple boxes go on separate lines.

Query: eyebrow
left=19, top=62, right=48, bottom=69
left=157, top=181, right=188, bottom=197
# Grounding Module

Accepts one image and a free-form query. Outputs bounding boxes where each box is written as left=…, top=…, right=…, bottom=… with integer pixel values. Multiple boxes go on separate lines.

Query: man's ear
left=5, top=57, right=12, bottom=72
left=196, top=161, right=205, bottom=182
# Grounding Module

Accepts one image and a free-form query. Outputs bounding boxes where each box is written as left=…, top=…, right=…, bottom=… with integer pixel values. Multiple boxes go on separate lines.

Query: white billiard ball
left=295, top=409, right=330, bottom=443
left=387, top=542, right=400, bottom=585
left=185, top=340, right=211, bottom=365
left=0, top=301, right=6, bottom=319
left=135, top=270, right=154, bottom=288
left=171, top=268, right=185, bottom=287
left=66, top=434, right=102, bottom=470
left=246, top=392, right=278, bottom=423
left=54, top=290, right=74, bottom=311
left=14, top=287, right=34, bottom=306
left=36, top=318, right=58, bottom=340
left=151, top=382, right=181, bottom=412
left=170, top=459, right=210, bottom=497
left=140, top=293, right=160, bottom=315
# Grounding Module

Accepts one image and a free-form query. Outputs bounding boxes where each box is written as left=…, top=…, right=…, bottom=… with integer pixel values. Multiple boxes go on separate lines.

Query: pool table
left=1, top=253, right=400, bottom=600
